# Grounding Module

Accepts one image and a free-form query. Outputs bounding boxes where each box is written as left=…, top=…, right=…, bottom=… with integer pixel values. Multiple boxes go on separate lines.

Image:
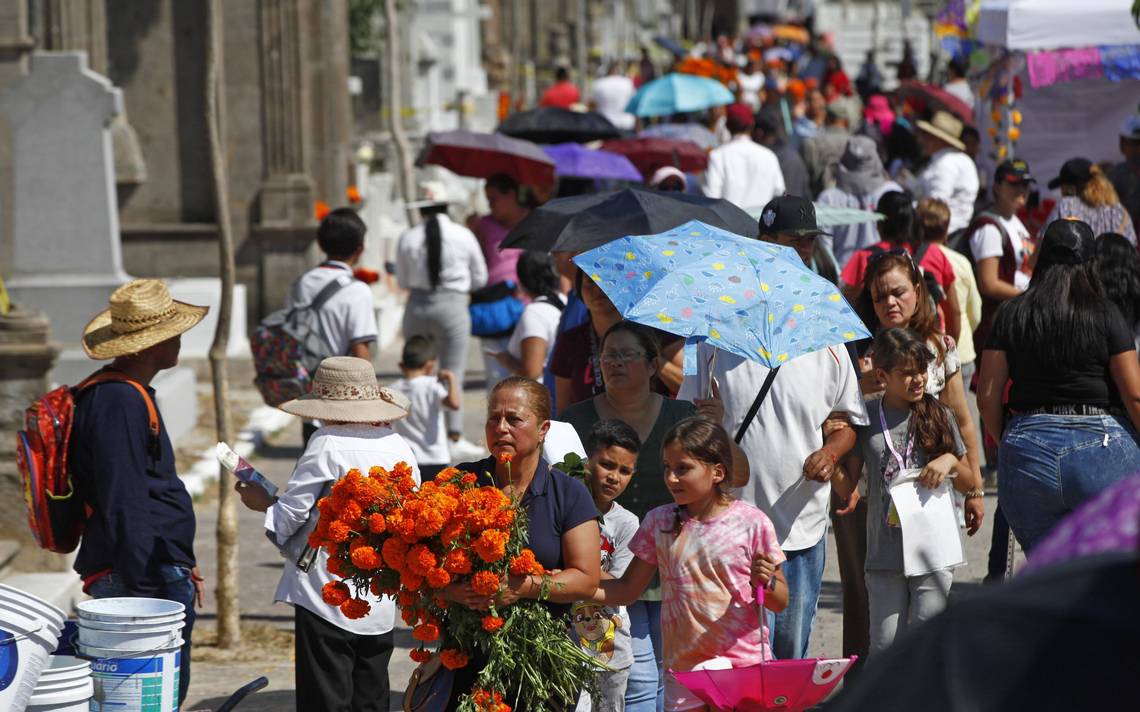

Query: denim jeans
left=88, top=564, right=196, bottom=705
left=625, top=600, right=663, bottom=712
left=999, top=414, right=1140, bottom=551
left=766, top=536, right=826, bottom=660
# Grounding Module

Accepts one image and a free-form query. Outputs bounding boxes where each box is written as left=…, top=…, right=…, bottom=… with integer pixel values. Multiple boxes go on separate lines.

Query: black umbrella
left=500, top=187, right=760, bottom=253
left=497, top=108, right=622, bottom=144
left=824, top=550, right=1140, bottom=712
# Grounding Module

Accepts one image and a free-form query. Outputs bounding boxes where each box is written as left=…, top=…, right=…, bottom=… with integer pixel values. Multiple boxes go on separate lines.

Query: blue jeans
left=88, top=564, right=196, bottom=705
left=625, top=600, right=663, bottom=712
left=999, top=414, right=1140, bottom=551
left=766, top=536, right=826, bottom=660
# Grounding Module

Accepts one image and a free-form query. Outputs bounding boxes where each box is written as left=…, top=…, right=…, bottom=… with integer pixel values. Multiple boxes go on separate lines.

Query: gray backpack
left=250, top=274, right=352, bottom=407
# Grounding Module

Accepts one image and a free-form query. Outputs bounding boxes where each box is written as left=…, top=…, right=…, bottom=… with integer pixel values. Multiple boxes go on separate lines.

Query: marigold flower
left=321, top=580, right=350, bottom=606
left=406, top=544, right=438, bottom=576
left=472, top=529, right=509, bottom=563
left=442, top=549, right=472, bottom=575
left=381, top=537, right=409, bottom=570
left=470, top=570, right=501, bottom=596
left=307, top=530, right=324, bottom=549
left=340, top=597, right=371, bottom=619
left=400, top=569, right=425, bottom=591
left=346, top=184, right=363, bottom=204
left=368, top=513, right=387, bottom=534
left=327, top=521, right=351, bottom=543
left=414, top=508, right=447, bottom=538
left=409, top=647, right=432, bottom=663
left=412, top=622, right=440, bottom=642
left=350, top=545, right=381, bottom=570
left=508, top=549, right=544, bottom=576
left=496, top=451, right=514, bottom=465
left=426, top=567, right=452, bottom=589
left=326, top=556, right=346, bottom=577
left=397, top=590, right=418, bottom=608
left=401, top=607, right=417, bottom=625
left=341, top=499, right=363, bottom=522
left=440, top=520, right=467, bottom=546
left=440, top=648, right=469, bottom=669
left=481, top=615, right=504, bottom=632
left=461, top=472, right=478, bottom=485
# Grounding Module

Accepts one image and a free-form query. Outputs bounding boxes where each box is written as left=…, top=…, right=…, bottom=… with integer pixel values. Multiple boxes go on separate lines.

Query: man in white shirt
left=589, top=62, right=636, bottom=131
left=702, top=102, right=786, bottom=212
left=942, top=58, right=975, bottom=110
left=678, top=342, right=867, bottom=660
left=288, top=208, right=379, bottom=443
left=917, top=111, right=980, bottom=232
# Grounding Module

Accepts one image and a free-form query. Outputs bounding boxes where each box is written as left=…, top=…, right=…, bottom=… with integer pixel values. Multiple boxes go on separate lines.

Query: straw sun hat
left=82, top=279, right=208, bottom=360
left=915, top=111, right=966, bottom=152
left=279, top=357, right=410, bottom=423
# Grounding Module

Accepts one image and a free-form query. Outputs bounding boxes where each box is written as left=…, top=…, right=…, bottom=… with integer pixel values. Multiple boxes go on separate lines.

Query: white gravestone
left=0, top=52, right=128, bottom=380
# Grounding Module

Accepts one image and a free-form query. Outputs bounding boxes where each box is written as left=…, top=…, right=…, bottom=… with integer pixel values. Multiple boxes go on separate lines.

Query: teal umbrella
left=747, top=204, right=884, bottom=227
left=572, top=220, right=870, bottom=373
left=625, top=73, right=735, bottom=118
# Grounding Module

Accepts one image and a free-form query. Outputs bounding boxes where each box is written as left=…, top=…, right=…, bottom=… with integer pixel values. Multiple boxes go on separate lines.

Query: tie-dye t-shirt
left=628, top=499, right=785, bottom=671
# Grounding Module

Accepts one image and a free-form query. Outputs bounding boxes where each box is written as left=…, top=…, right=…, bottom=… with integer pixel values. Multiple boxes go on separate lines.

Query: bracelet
left=963, top=489, right=985, bottom=500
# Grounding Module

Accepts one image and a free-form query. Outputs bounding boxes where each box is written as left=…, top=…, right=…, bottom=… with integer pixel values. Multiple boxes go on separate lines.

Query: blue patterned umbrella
left=572, top=220, right=871, bottom=372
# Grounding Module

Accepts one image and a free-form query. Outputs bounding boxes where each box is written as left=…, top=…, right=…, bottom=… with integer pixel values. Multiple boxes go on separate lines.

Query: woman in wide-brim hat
left=81, top=278, right=208, bottom=360
left=236, top=355, right=419, bottom=711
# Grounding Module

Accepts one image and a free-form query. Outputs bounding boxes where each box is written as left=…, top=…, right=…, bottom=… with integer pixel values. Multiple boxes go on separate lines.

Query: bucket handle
left=72, top=631, right=182, bottom=660
left=0, top=622, right=46, bottom=645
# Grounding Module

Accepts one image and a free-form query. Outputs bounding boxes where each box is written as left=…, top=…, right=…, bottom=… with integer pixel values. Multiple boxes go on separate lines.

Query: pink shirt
left=473, top=216, right=523, bottom=287
left=629, top=499, right=785, bottom=671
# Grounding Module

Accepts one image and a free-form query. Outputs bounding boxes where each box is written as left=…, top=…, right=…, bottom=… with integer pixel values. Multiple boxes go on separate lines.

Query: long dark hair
left=857, top=251, right=945, bottom=361
left=421, top=205, right=448, bottom=289
left=1094, top=232, right=1140, bottom=327
left=516, top=250, right=562, bottom=306
left=872, top=328, right=956, bottom=458
left=660, top=417, right=734, bottom=536
left=876, top=190, right=917, bottom=247
left=997, top=222, right=1108, bottom=367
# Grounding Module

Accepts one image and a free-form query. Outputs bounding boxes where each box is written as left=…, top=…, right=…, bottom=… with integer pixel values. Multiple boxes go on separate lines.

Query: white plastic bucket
left=27, top=656, right=92, bottom=712
left=0, top=585, right=66, bottom=625
left=0, top=602, right=63, bottom=712
left=76, top=599, right=185, bottom=712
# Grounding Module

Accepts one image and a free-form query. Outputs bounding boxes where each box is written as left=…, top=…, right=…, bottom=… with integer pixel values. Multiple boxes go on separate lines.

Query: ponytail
left=425, top=213, right=443, bottom=289
left=1081, top=165, right=1121, bottom=208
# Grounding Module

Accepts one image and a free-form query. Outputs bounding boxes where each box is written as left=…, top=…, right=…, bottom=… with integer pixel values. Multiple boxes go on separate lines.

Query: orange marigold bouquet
left=310, top=462, right=602, bottom=712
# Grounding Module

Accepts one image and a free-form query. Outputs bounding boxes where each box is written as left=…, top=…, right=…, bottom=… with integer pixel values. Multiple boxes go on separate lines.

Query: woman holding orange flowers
left=235, top=357, right=420, bottom=712
left=443, top=376, right=602, bottom=710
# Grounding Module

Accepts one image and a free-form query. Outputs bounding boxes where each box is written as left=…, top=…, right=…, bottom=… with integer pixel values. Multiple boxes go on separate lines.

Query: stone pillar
left=0, top=305, right=67, bottom=571
left=0, top=0, right=34, bottom=88
left=0, top=52, right=128, bottom=384
left=258, top=0, right=314, bottom=226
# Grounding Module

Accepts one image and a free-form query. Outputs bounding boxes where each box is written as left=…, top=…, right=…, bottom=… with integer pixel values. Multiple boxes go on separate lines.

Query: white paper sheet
left=889, top=468, right=965, bottom=576
left=543, top=420, right=586, bottom=465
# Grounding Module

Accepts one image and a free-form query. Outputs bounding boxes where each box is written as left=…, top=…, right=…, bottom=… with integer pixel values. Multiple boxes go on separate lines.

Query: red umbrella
left=417, top=130, right=556, bottom=186
left=897, top=81, right=974, bottom=125
left=601, top=137, right=709, bottom=179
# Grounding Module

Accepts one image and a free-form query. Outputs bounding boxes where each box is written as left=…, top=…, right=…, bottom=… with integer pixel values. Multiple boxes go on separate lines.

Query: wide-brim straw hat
left=915, top=110, right=966, bottom=152
left=82, top=279, right=208, bottom=360
left=279, top=356, right=410, bottom=423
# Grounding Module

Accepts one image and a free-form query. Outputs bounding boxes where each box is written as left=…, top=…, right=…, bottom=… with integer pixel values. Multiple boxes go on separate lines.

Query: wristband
left=963, top=489, right=985, bottom=500
left=766, top=576, right=778, bottom=592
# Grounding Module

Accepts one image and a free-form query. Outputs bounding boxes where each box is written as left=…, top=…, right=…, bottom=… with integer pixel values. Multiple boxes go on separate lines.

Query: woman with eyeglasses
left=560, top=320, right=747, bottom=712
left=855, top=250, right=986, bottom=536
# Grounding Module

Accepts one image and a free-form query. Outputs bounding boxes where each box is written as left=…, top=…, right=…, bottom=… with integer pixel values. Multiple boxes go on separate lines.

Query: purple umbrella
left=543, top=143, right=643, bottom=182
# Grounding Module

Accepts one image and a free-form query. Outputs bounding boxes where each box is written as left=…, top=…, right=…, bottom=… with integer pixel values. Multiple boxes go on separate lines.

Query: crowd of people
left=56, top=28, right=1140, bottom=712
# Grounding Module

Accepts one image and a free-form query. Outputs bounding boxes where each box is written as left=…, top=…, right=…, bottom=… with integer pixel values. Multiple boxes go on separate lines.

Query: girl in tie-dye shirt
left=589, top=417, right=788, bottom=711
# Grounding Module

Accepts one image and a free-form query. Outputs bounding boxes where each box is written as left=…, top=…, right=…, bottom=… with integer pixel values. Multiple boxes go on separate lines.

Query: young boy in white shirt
left=388, top=336, right=460, bottom=480
left=574, top=419, right=641, bottom=712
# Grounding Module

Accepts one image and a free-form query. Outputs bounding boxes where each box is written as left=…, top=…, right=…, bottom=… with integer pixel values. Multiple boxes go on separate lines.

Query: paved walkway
left=183, top=343, right=1015, bottom=711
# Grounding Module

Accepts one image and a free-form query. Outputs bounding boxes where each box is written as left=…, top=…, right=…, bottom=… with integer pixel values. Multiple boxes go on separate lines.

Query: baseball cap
left=1121, top=116, right=1140, bottom=140
left=725, top=103, right=755, bottom=132
left=994, top=159, right=1034, bottom=185
left=757, top=195, right=832, bottom=237
left=1047, top=158, right=1093, bottom=190
left=1039, top=219, right=1095, bottom=265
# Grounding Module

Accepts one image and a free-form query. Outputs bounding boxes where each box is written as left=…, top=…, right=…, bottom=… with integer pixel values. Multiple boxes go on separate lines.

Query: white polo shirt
left=265, top=423, right=421, bottom=634
left=287, top=261, right=378, bottom=357
left=677, top=344, right=868, bottom=551
left=396, top=213, right=488, bottom=293
left=701, top=135, right=787, bottom=212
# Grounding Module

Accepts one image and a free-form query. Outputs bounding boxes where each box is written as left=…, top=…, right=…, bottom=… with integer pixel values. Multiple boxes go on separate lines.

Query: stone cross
left=0, top=51, right=128, bottom=374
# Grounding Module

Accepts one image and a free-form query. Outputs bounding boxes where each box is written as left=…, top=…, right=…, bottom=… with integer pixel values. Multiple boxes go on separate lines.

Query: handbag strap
left=734, top=367, right=779, bottom=444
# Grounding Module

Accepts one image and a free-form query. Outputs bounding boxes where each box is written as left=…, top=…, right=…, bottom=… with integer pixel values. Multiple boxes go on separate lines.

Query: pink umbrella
left=671, top=587, right=856, bottom=711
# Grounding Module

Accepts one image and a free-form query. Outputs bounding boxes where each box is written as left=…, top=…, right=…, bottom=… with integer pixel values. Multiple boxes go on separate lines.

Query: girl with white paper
left=832, top=328, right=983, bottom=655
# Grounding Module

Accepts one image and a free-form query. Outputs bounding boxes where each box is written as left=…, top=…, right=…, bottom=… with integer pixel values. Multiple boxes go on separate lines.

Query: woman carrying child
left=589, top=417, right=786, bottom=712
left=832, top=329, right=974, bottom=655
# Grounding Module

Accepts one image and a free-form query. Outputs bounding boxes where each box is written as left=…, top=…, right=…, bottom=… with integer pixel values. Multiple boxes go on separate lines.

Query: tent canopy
left=977, top=0, right=1140, bottom=51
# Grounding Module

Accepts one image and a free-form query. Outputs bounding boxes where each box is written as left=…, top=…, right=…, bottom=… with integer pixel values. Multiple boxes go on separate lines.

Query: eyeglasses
left=867, top=247, right=919, bottom=275
left=599, top=351, right=648, bottom=365
left=573, top=612, right=607, bottom=623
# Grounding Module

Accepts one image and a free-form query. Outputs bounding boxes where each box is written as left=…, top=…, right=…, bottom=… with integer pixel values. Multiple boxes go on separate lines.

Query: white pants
left=866, top=568, right=953, bottom=656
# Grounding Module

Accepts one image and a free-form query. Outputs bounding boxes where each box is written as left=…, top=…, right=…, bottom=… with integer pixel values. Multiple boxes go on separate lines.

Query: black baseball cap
left=1039, top=219, right=1095, bottom=265
left=757, top=195, right=832, bottom=237
left=1048, top=157, right=1093, bottom=190
left=994, top=159, right=1034, bottom=185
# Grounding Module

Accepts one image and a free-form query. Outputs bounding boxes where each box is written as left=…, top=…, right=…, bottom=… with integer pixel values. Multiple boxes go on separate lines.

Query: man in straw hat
left=916, top=110, right=979, bottom=233
left=72, top=278, right=209, bottom=704
left=236, top=356, right=416, bottom=711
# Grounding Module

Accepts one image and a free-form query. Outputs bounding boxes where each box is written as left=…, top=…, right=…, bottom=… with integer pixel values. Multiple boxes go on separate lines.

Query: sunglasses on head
left=867, top=247, right=919, bottom=275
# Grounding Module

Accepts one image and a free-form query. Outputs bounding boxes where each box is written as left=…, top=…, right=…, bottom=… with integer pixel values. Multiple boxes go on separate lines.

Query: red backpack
left=15, top=372, right=158, bottom=554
